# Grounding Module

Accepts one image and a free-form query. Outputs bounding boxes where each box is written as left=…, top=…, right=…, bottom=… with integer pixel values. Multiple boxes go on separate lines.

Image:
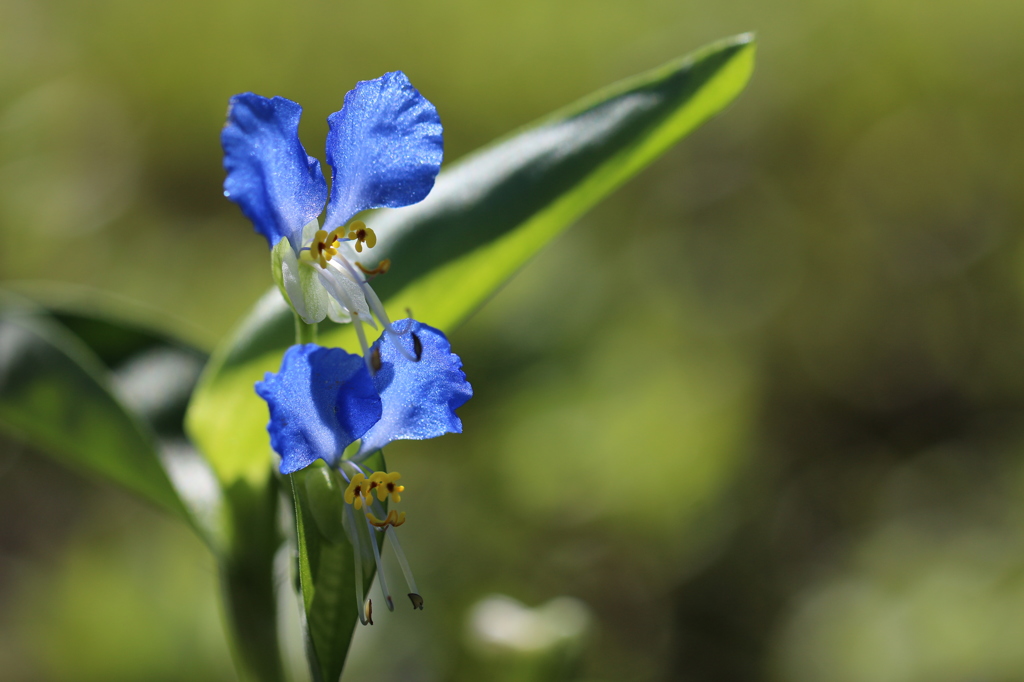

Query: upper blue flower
left=222, top=71, right=443, bottom=251
left=255, top=344, right=382, bottom=474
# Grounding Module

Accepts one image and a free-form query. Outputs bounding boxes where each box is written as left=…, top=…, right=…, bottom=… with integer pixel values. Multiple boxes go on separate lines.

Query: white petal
left=326, top=295, right=352, bottom=324
left=317, top=261, right=375, bottom=327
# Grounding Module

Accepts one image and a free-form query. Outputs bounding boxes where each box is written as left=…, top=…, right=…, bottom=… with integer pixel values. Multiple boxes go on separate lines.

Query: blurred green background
left=2, top=0, right=1024, bottom=680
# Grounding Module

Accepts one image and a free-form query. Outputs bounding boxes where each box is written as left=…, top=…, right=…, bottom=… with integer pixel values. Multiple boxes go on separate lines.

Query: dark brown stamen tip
left=412, top=332, right=423, bottom=361
left=408, top=593, right=424, bottom=610
left=370, top=347, right=382, bottom=373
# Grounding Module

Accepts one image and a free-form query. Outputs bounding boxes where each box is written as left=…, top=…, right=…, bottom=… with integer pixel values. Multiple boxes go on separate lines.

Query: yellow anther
left=366, top=510, right=407, bottom=528
left=356, top=258, right=391, bottom=278
left=306, top=228, right=344, bottom=268
left=344, top=473, right=370, bottom=510
left=369, top=471, right=404, bottom=503
left=346, top=221, right=376, bottom=253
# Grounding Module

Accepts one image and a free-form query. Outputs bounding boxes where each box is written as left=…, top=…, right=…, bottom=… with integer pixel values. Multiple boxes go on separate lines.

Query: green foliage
left=0, top=293, right=208, bottom=528
left=0, top=34, right=755, bottom=682
left=186, top=34, right=754, bottom=680
left=4, top=0, right=1023, bottom=677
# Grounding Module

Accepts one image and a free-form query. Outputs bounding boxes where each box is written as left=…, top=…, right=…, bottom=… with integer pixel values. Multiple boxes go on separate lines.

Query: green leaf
left=0, top=293, right=194, bottom=522
left=0, top=290, right=281, bottom=681
left=185, top=34, right=756, bottom=680
left=361, top=33, right=757, bottom=331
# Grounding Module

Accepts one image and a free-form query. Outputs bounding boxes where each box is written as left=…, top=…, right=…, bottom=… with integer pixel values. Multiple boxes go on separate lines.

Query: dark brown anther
left=408, top=593, right=424, bottom=610
left=370, top=347, right=382, bottom=373
left=412, top=332, right=423, bottom=361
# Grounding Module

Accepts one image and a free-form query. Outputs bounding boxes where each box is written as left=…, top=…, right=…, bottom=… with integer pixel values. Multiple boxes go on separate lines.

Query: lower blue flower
left=255, top=320, right=472, bottom=621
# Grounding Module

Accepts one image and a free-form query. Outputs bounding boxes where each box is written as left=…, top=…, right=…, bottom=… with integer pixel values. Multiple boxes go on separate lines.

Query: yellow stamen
left=343, top=473, right=369, bottom=510
left=369, top=471, right=404, bottom=503
left=347, top=221, right=376, bottom=253
left=366, top=510, right=407, bottom=528
left=305, top=228, right=345, bottom=268
left=356, top=259, right=391, bottom=277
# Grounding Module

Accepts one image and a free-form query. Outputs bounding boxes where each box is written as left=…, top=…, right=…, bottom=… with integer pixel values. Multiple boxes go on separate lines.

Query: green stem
left=295, top=315, right=318, bottom=344
left=221, top=478, right=286, bottom=682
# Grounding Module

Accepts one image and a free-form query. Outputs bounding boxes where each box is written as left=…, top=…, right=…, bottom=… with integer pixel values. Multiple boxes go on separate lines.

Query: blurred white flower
left=467, top=594, right=590, bottom=655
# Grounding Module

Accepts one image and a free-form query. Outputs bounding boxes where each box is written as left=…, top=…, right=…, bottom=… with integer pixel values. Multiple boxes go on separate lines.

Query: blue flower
left=221, top=71, right=443, bottom=328
left=256, top=322, right=470, bottom=474
left=256, top=322, right=471, bottom=620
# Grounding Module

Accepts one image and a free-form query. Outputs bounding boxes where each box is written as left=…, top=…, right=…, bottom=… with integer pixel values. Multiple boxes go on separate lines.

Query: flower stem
left=294, top=314, right=318, bottom=344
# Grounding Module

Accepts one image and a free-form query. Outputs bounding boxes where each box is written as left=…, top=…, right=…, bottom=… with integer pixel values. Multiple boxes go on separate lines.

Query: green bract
left=271, top=224, right=331, bottom=325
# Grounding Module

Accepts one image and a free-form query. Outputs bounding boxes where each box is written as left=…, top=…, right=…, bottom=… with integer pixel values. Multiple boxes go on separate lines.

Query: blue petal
left=222, top=94, right=328, bottom=249
left=256, top=344, right=382, bottom=474
left=323, top=72, right=443, bottom=231
left=357, top=319, right=472, bottom=457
